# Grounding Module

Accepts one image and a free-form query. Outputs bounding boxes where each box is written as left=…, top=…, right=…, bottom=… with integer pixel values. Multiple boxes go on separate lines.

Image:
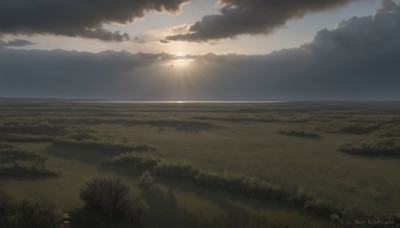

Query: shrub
left=0, top=189, right=65, bottom=228
left=138, top=171, right=154, bottom=188
left=80, top=176, right=145, bottom=223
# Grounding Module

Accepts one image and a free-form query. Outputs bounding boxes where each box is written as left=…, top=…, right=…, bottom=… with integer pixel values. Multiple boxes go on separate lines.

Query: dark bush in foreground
left=278, top=129, right=320, bottom=138
left=0, top=189, right=65, bottom=228
left=339, top=137, right=400, bottom=156
left=80, top=176, right=145, bottom=223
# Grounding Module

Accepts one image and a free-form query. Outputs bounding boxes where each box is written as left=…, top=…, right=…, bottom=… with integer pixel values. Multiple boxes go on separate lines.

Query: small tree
left=80, top=176, right=145, bottom=223
left=138, top=171, right=154, bottom=188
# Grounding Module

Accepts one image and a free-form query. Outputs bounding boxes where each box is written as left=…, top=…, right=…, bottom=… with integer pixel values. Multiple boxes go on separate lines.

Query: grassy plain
left=1, top=101, right=399, bottom=227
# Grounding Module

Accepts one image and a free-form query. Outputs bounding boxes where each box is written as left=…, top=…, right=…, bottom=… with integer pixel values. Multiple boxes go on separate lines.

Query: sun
left=171, top=58, right=193, bottom=68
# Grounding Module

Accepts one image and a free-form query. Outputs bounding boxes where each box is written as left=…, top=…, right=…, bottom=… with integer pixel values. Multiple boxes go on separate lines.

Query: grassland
left=0, top=101, right=399, bottom=227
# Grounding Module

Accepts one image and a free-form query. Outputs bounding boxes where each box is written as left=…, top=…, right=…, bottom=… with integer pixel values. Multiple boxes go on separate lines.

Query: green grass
left=1, top=102, right=400, bottom=226
left=4, top=143, right=331, bottom=227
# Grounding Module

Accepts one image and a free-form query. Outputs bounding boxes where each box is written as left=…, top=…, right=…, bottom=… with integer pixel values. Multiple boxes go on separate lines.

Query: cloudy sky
left=0, top=0, right=399, bottom=101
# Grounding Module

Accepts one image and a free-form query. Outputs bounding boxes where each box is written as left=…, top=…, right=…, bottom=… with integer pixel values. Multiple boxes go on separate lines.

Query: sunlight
left=171, top=58, right=193, bottom=68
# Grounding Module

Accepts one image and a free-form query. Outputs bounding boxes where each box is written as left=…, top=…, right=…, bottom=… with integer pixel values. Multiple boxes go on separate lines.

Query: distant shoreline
left=1, top=98, right=400, bottom=104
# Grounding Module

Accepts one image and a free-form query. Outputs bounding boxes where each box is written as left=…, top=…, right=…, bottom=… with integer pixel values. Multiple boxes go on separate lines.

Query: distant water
left=89, top=100, right=287, bottom=104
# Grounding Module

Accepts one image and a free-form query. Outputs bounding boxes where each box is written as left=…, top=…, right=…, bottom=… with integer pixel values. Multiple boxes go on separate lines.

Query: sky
left=0, top=0, right=399, bottom=101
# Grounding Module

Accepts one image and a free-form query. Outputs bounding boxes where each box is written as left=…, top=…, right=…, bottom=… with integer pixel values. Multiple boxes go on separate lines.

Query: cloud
left=167, top=0, right=355, bottom=42
left=0, top=39, right=35, bottom=47
left=0, top=0, right=399, bottom=100
left=0, top=0, right=189, bottom=41
left=133, top=37, right=146, bottom=44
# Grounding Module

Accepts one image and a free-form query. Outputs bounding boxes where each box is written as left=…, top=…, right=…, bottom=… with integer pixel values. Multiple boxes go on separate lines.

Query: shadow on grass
left=44, top=146, right=110, bottom=164
left=141, top=186, right=179, bottom=227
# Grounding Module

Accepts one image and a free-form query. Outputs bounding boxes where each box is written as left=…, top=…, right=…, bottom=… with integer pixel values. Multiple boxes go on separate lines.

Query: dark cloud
left=0, top=0, right=399, bottom=100
left=167, top=0, right=354, bottom=42
left=0, top=39, right=35, bottom=47
left=133, top=37, right=146, bottom=44
left=0, top=0, right=189, bottom=41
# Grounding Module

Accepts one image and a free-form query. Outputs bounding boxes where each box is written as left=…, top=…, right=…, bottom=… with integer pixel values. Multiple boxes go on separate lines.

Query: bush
left=0, top=189, right=65, bottom=228
left=80, top=176, right=145, bottom=223
left=138, top=171, right=154, bottom=188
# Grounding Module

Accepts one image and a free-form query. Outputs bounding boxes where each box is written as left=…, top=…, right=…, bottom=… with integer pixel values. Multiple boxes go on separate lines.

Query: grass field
left=1, top=101, right=399, bottom=227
